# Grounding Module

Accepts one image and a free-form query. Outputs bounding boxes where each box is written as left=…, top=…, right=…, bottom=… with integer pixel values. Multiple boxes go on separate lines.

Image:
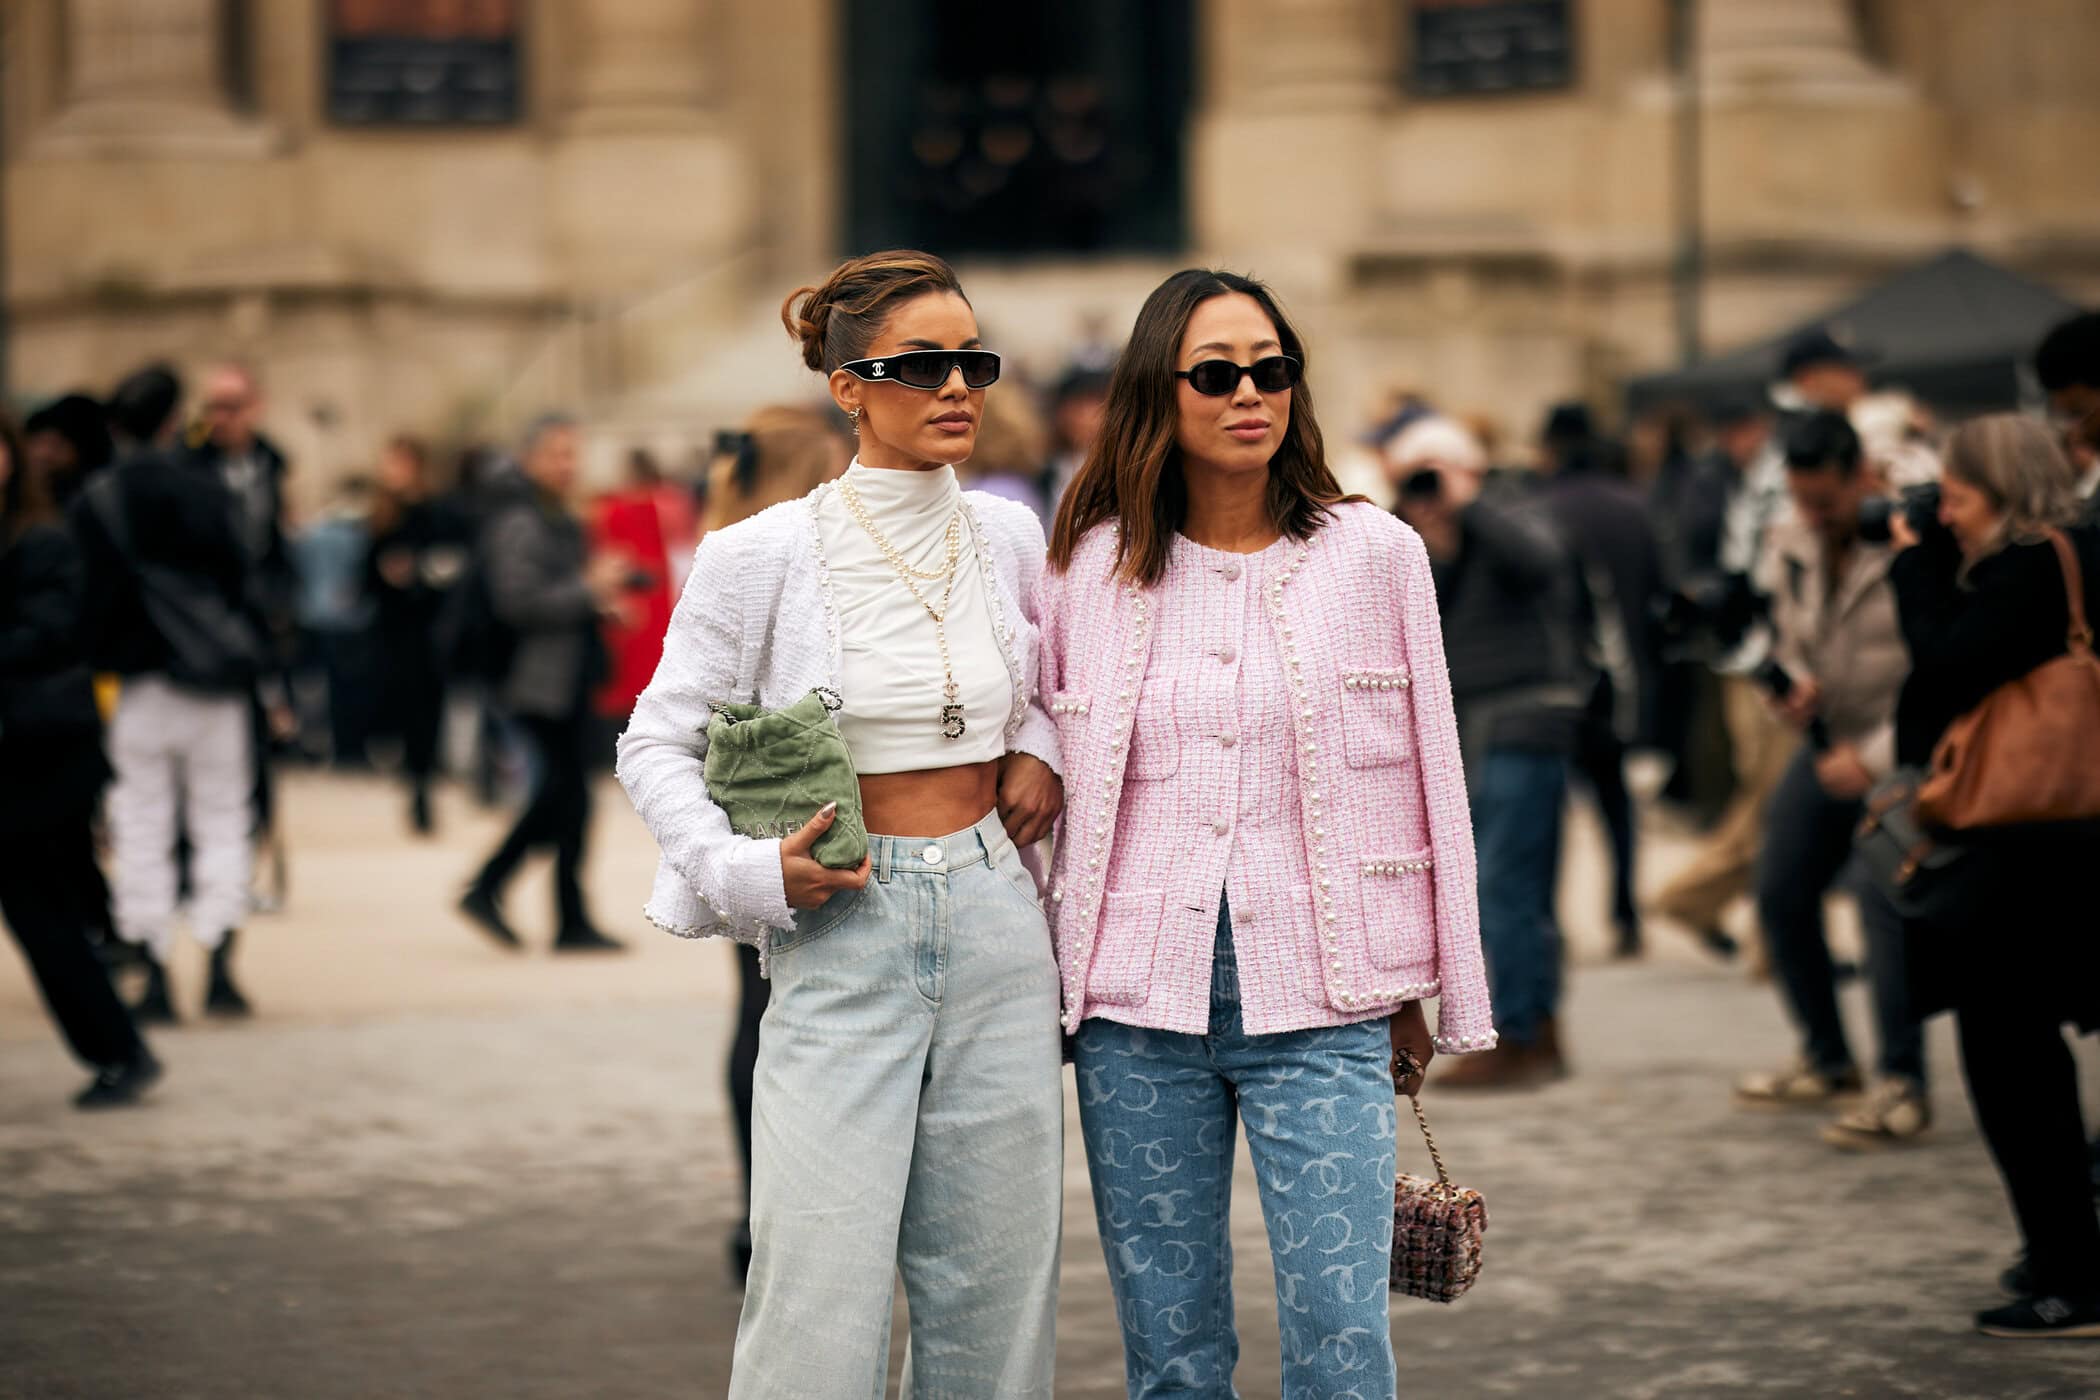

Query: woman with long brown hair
left=1041, top=269, right=1493, bottom=1394
left=618, top=250, right=1066, bottom=1395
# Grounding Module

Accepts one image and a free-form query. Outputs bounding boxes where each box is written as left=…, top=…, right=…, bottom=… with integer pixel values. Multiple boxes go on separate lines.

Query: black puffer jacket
left=68, top=447, right=257, bottom=685
left=0, top=524, right=109, bottom=830
left=1420, top=489, right=1593, bottom=764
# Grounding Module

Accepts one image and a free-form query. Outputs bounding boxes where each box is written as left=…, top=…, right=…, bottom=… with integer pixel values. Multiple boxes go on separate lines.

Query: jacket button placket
left=1269, top=546, right=1351, bottom=1009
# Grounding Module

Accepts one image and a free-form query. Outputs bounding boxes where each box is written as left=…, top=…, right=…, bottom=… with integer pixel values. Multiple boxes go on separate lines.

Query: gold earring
left=848, top=406, right=862, bottom=430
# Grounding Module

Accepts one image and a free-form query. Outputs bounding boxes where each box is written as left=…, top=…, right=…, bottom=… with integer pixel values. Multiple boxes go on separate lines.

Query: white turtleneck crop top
left=813, top=462, right=1013, bottom=774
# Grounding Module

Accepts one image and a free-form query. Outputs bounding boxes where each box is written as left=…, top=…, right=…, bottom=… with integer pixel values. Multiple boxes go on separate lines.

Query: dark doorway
left=842, top=1, right=1194, bottom=257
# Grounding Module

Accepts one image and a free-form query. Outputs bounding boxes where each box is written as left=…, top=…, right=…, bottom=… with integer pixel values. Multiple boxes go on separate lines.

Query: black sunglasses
left=838, top=350, right=1001, bottom=390
left=1175, top=355, right=1302, bottom=397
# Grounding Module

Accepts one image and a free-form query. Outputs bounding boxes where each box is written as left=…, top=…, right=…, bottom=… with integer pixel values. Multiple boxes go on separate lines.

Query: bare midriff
left=859, top=760, right=1001, bottom=840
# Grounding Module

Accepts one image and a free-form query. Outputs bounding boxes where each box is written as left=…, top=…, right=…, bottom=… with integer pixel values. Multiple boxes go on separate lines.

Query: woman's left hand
left=997, top=752, right=1064, bottom=848
left=1812, top=744, right=1876, bottom=800
left=1388, top=1001, right=1435, bottom=1098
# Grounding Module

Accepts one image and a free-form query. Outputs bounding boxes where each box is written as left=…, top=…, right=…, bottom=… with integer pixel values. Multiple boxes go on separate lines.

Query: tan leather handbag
left=1915, top=529, right=2100, bottom=831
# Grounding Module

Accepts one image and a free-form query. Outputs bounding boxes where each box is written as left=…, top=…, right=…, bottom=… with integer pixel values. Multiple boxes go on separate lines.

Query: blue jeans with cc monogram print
left=1073, top=897, right=1399, bottom=1399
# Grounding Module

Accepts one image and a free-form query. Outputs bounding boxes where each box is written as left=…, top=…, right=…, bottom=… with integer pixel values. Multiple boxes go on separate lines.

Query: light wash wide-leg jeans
left=730, top=811, right=1065, bottom=1399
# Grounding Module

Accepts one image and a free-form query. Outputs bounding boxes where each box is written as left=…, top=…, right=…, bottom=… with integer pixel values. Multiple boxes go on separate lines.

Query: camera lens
left=1856, top=496, right=1895, bottom=544
left=1401, top=467, right=1441, bottom=500
left=1752, top=657, right=1795, bottom=700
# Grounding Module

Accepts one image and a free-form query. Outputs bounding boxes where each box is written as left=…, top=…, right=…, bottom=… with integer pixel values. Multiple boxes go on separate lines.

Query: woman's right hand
left=1888, top=511, right=1920, bottom=552
left=779, top=802, right=872, bottom=910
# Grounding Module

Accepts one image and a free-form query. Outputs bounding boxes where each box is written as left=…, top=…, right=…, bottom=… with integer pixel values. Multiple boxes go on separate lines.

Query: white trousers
left=107, top=674, right=254, bottom=956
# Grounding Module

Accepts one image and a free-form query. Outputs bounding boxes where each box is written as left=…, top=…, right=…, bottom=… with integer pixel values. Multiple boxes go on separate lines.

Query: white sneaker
left=1734, top=1059, right=1863, bottom=1109
left=1822, top=1079, right=1932, bottom=1150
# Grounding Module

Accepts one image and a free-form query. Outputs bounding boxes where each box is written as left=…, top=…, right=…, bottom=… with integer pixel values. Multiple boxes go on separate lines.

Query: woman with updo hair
left=618, top=251, right=1066, bottom=1395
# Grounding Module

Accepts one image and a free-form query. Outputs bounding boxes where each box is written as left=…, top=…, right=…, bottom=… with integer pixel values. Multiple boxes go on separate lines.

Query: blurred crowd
left=4, top=302, right=2099, bottom=1329
left=1344, top=311, right=2100, bottom=1328
left=0, top=351, right=1121, bottom=1103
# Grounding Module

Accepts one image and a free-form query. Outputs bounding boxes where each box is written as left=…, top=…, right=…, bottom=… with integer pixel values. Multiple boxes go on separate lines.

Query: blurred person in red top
left=590, top=448, right=690, bottom=725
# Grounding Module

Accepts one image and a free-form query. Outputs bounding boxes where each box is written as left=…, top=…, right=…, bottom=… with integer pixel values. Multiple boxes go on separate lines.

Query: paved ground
left=3, top=770, right=2098, bottom=1400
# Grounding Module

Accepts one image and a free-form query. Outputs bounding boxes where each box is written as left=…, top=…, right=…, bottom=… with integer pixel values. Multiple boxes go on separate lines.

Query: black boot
left=1612, top=918, right=1644, bottom=960
left=205, top=931, right=253, bottom=1018
left=410, top=784, right=434, bottom=836
left=75, top=1050, right=163, bottom=1111
left=94, top=931, right=147, bottom=973
left=133, top=955, right=177, bottom=1026
left=553, top=923, right=626, bottom=954
left=460, top=884, right=524, bottom=950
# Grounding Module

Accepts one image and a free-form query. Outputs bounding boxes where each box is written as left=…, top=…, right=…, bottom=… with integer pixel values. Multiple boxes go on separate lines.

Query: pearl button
left=1212, top=820, right=1230, bottom=836
left=1219, top=733, right=1237, bottom=748
left=921, top=845, right=945, bottom=866
left=1221, top=562, right=1242, bottom=581
left=1217, top=647, right=1237, bottom=664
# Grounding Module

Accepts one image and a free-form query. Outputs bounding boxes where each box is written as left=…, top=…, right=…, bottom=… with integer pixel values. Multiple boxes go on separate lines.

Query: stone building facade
left=5, top=0, right=2098, bottom=501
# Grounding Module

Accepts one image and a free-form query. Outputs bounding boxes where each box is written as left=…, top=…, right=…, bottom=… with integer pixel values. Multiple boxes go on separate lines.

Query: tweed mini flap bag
left=1391, top=1056, right=1488, bottom=1303
left=703, top=687, right=868, bottom=871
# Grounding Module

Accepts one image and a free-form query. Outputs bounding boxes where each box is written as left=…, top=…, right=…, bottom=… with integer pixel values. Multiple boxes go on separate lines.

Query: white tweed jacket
left=615, top=482, right=1060, bottom=950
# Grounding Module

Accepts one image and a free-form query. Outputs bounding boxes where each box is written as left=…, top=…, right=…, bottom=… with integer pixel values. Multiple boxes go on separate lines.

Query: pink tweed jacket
left=1035, top=502, right=1495, bottom=1053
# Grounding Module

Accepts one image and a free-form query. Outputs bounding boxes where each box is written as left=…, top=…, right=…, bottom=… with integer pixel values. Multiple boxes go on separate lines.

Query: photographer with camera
left=1734, top=410, right=1930, bottom=1149
left=2035, top=312, right=2100, bottom=515
left=1884, top=414, right=2100, bottom=1338
left=1647, top=401, right=1793, bottom=961
left=1389, top=416, right=1591, bottom=1089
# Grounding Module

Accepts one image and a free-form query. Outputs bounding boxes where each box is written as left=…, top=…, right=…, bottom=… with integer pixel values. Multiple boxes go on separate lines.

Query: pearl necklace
left=837, top=475, right=969, bottom=740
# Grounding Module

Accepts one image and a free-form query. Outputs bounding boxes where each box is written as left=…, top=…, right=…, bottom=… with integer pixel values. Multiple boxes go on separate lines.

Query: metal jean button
left=921, top=845, right=945, bottom=866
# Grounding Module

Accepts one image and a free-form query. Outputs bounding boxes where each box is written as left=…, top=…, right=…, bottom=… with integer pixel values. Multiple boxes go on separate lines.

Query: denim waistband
left=866, top=809, right=1007, bottom=883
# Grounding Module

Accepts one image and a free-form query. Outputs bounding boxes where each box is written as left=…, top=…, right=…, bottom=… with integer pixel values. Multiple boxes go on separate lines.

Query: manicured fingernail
left=818, top=801, right=837, bottom=818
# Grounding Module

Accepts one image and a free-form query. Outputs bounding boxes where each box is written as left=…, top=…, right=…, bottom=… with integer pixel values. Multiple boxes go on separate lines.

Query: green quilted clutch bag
left=704, top=687, right=868, bottom=870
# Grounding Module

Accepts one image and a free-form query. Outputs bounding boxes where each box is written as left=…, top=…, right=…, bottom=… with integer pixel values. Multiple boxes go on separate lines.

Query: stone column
left=1213, top=0, right=1392, bottom=111
left=1697, top=0, right=1900, bottom=98
left=38, top=0, right=269, bottom=155
left=1690, top=0, right=1933, bottom=277
left=1193, top=0, right=1391, bottom=275
left=549, top=0, right=750, bottom=343
left=565, top=0, right=716, bottom=134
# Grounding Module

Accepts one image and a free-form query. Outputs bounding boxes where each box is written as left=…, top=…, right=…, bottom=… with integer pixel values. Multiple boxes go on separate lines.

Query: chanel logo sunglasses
left=1175, top=354, right=1303, bottom=397
left=839, top=350, right=1002, bottom=390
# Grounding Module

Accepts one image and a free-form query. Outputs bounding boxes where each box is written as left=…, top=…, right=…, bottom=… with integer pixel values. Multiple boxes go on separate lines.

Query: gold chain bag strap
left=1390, top=1052, right=1488, bottom=1303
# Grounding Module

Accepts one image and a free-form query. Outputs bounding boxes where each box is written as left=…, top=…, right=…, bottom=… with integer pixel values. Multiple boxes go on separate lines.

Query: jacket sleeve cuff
left=1434, top=1003, right=1499, bottom=1055
left=723, top=837, right=794, bottom=929
left=1856, top=723, right=1897, bottom=779
left=1007, top=704, right=1064, bottom=778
